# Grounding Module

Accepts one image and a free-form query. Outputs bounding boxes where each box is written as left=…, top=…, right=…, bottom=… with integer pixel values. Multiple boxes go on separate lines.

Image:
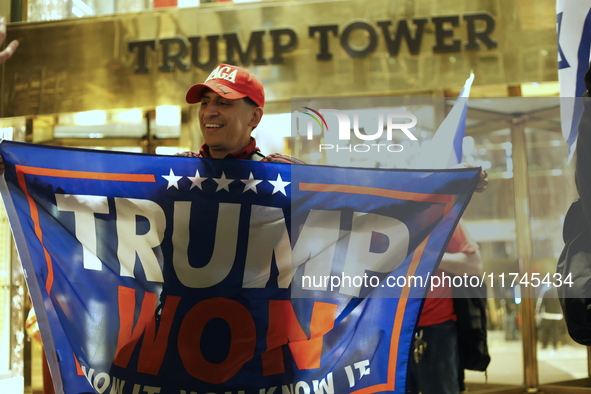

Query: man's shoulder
left=175, top=151, right=202, bottom=158
left=260, top=153, right=305, bottom=165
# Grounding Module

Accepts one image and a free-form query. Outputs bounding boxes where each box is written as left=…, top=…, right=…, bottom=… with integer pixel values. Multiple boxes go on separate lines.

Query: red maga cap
left=185, top=64, right=265, bottom=108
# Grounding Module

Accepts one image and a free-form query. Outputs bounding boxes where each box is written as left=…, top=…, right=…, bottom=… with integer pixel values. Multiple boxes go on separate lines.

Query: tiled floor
left=465, top=330, right=588, bottom=387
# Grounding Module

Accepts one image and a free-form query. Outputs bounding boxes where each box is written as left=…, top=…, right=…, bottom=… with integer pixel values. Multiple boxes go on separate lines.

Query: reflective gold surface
left=510, top=118, right=538, bottom=389
left=1, top=0, right=557, bottom=117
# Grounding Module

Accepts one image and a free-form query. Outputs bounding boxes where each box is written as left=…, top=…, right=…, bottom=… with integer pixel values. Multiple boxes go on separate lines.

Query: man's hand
left=476, top=169, right=488, bottom=193
left=452, top=163, right=489, bottom=193
left=0, top=17, right=18, bottom=64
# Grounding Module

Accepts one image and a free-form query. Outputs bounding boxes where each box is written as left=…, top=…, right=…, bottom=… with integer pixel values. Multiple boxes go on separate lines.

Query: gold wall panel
left=0, top=0, right=558, bottom=117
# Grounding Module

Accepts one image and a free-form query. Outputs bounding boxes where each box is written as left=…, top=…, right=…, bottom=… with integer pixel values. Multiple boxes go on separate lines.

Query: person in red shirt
left=408, top=220, right=482, bottom=394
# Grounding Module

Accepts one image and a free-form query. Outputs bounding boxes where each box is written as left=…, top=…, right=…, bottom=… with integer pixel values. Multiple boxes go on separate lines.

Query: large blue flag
left=0, top=141, right=479, bottom=394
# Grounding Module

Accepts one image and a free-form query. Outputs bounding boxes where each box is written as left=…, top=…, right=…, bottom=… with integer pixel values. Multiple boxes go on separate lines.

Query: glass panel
left=253, top=113, right=291, bottom=157
left=525, top=128, right=586, bottom=384
left=52, top=107, right=190, bottom=153
left=462, top=127, right=523, bottom=389
left=25, top=0, right=236, bottom=22
left=0, top=206, right=11, bottom=376
left=82, top=146, right=144, bottom=153
left=153, top=105, right=181, bottom=139
left=0, top=118, right=26, bottom=142
left=8, top=245, right=25, bottom=392
left=54, top=109, right=145, bottom=139
left=0, top=118, right=26, bottom=392
left=27, top=0, right=155, bottom=21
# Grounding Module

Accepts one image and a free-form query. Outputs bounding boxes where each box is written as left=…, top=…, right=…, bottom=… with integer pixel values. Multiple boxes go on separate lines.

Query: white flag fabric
left=556, top=0, right=591, bottom=160
left=417, top=73, right=474, bottom=169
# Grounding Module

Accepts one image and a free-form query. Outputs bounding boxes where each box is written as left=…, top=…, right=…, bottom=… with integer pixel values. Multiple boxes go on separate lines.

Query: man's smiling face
left=198, top=90, right=262, bottom=159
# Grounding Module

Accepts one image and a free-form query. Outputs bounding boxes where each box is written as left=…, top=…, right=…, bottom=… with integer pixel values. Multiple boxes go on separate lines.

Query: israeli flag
left=418, top=73, right=474, bottom=169
left=556, top=0, right=591, bottom=160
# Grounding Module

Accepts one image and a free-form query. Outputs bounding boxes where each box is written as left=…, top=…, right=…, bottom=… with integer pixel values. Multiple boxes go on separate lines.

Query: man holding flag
left=0, top=63, right=488, bottom=394
left=181, top=64, right=489, bottom=394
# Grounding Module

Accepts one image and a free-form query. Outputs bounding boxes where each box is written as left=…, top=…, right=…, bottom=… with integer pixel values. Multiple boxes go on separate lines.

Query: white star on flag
left=188, top=169, right=207, bottom=190
left=162, top=169, right=183, bottom=189
left=213, top=171, right=234, bottom=192
left=241, top=172, right=262, bottom=193
left=269, top=173, right=290, bottom=196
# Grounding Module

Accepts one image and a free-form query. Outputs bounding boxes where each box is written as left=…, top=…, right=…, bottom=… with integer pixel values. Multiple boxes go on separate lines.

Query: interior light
left=178, top=0, right=201, bottom=7
left=0, top=127, right=13, bottom=140
left=72, top=0, right=94, bottom=14
left=462, top=136, right=475, bottom=155
left=73, top=111, right=107, bottom=126
left=114, top=109, right=143, bottom=123
left=506, top=157, right=514, bottom=172
left=156, top=106, right=181, bottom=126
left=71, top=7, right=84, bottom=17
left=514, top=285, right=521, bottom=305
left=156, top=147, right=186, bottom=155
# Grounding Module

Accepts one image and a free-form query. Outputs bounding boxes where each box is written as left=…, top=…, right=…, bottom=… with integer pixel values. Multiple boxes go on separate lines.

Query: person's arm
left=0, top=17, right=18, bottom=64
left=439, top=220, right=482, bottom=276
left=439, top=249, right=483, bottom=276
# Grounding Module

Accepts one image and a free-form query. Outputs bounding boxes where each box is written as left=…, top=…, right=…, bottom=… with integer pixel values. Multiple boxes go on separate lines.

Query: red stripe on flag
left=299, top=182, right=455, bottom=204
left=15, top=165, right=156, bottom=182
left=73, top=354, right=84, bottom=376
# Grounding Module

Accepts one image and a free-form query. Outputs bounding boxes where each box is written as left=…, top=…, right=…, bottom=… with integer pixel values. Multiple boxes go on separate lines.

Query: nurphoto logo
left=297, top=108, right=419, bottom=153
